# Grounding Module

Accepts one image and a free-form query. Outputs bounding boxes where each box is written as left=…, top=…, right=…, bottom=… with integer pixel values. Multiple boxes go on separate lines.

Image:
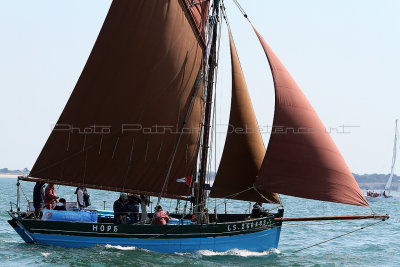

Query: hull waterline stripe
left=29, top=225, right=277, bottom=237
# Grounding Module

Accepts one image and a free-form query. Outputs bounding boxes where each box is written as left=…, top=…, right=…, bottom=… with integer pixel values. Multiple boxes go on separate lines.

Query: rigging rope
left=231, top=0, right=251, bottom=23
left=292, top=219, right=386, bottom=253
left=155, top=58, right=205, bottom=214
left=191, top=1, right=223, bottom=220
left=208, top=187, right=281, bottom=213
left=213, top=14, right=222, bottom=219
left=219, top=1, right=283, bottom=212
left=253, top=186, right=283, bottom=207
left=205, top=7, right=222, bottom=207
left=19, top=183, right=30, bottom=203
left=368, top=204, right=377, bottom=215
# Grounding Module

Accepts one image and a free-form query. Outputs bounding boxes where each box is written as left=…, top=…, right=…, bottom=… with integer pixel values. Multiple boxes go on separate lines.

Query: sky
left=0, top=0, right=399, bottom=175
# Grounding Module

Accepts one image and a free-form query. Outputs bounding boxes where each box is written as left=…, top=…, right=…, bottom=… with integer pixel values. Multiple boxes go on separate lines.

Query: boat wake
left=175, top=248, right=280, bottom=257
left=104, top=244, right=141, bottom=251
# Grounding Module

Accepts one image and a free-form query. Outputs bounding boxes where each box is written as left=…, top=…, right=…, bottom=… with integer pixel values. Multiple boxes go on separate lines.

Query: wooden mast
left=197, top=0, right=220, bottom=217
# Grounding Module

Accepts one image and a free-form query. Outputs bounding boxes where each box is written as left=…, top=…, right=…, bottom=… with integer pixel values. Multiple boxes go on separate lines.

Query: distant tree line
left=353, top=173, right=399, bottom=190
left=0, top=168, right=29, bottom=173
left=0, top=169, right=397, bottom=190
left=353, top=173, right=399, bottom=183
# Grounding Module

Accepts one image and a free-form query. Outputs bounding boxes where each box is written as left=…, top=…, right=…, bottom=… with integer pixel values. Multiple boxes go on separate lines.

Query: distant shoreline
left=0, top=174, right=26, bottom=178
left=0, top=172, right=398, bottom=190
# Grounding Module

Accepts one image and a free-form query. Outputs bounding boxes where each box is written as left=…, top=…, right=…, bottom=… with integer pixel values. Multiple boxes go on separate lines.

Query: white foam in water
left=174, top=252, right=191, bottom=256
left=105, top=244, right=137, bottom=251
left=104, top=244, right=152, bottom=252
left=41, top=252, right=51, bottom=258
left=196, top=248, right=280, bottom=257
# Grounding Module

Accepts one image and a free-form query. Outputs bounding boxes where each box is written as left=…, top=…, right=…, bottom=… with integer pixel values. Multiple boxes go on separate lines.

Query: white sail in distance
left=385, top=119, right=399, bottom=193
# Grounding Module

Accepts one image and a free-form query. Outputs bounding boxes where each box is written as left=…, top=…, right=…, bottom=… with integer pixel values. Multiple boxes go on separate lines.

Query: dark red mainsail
left=28, top=1, right=208, bottom=199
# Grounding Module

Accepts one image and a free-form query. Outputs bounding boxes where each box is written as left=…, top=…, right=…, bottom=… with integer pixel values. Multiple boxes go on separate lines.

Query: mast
left=197, top=0, right=220, bottom=215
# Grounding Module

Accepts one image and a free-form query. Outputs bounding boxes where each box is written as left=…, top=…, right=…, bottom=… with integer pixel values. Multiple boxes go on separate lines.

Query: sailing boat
left=366, top=119, right=398, bottom=199
left=8, top=0, right=388, bottom=253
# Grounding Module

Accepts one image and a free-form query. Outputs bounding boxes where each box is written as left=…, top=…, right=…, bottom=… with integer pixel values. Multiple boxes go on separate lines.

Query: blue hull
left=8, top=220, right=35, bottom=243
left=30, top=227, right=281, bottom=253
left=9, top=210, right=284, bottom=253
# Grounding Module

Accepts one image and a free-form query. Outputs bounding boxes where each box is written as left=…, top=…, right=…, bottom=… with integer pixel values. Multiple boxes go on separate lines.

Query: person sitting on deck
left=191, top=208, right=210, bottom=224
left=152, top=205, right=169, bottom=225
left=251, top=202, right=267, bottom=218
left=44, top=183, right=59, bottom=210
left=54, top=198, right=67, bottom=211
left=33, top=182, right=45, bottom=219
left=127, top=193, right=141, bottom=224
left=114, top=193, right=128, bottom=224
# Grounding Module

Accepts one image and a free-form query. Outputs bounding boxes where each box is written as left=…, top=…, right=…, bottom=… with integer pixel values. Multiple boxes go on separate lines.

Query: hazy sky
left=0, top=0, right=399, bottom=175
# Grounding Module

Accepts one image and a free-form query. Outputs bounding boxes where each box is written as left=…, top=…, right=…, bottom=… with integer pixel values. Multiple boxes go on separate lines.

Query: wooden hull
left=8, top=210, right=283, bottom=253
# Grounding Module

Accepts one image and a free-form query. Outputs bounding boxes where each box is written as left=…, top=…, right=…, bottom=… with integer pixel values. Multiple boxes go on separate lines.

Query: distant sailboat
left=367, top=119, right=398, bottom=199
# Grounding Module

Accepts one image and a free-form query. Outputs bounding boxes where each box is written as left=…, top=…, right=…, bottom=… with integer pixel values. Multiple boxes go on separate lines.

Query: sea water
left=0, top=177, right=398, bottom=267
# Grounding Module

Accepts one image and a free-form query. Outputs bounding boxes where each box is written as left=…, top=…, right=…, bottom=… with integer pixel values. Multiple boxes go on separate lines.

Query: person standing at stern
left=33, top=182, right=45, bottom=219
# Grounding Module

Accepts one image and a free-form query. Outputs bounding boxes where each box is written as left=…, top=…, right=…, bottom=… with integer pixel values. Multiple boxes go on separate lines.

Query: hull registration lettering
left=227, top=219, right=269, bottom=232
left=92, top=224, right=118, bottom=233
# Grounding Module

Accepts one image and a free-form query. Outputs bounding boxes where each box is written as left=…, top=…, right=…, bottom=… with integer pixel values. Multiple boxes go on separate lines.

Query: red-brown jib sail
left=252, top=27, right=368, bottom=206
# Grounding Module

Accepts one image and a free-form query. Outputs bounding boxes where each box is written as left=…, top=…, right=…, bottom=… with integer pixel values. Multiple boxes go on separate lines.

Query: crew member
left=33, top=182, right=45, bottom=219
left=44, top=183, right=58, bottom=210
left=75, top=187, right=91, bottom=209
left=152, top=205, right=169, bottom=225
left=114, top=193, right=128, bottom=224
left=251, top=202, right=266, bottom=218
left=127, top=194, right=141, bottom=224
left=54, top=198, right=67, bottom=211
left=140, top=195, right=150, bottom=224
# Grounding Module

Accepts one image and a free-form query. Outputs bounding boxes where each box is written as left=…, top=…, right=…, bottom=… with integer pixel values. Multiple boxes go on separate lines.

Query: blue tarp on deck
left=43, top=209, right=98, bottom=223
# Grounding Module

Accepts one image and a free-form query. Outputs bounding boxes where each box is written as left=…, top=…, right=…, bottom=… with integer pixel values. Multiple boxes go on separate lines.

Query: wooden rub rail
left=275, top=214, right=390, bottom=222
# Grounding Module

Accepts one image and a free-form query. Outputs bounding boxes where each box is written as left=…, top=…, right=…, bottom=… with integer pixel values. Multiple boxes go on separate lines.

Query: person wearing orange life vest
left=152, top=205, right=169, bottom=225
